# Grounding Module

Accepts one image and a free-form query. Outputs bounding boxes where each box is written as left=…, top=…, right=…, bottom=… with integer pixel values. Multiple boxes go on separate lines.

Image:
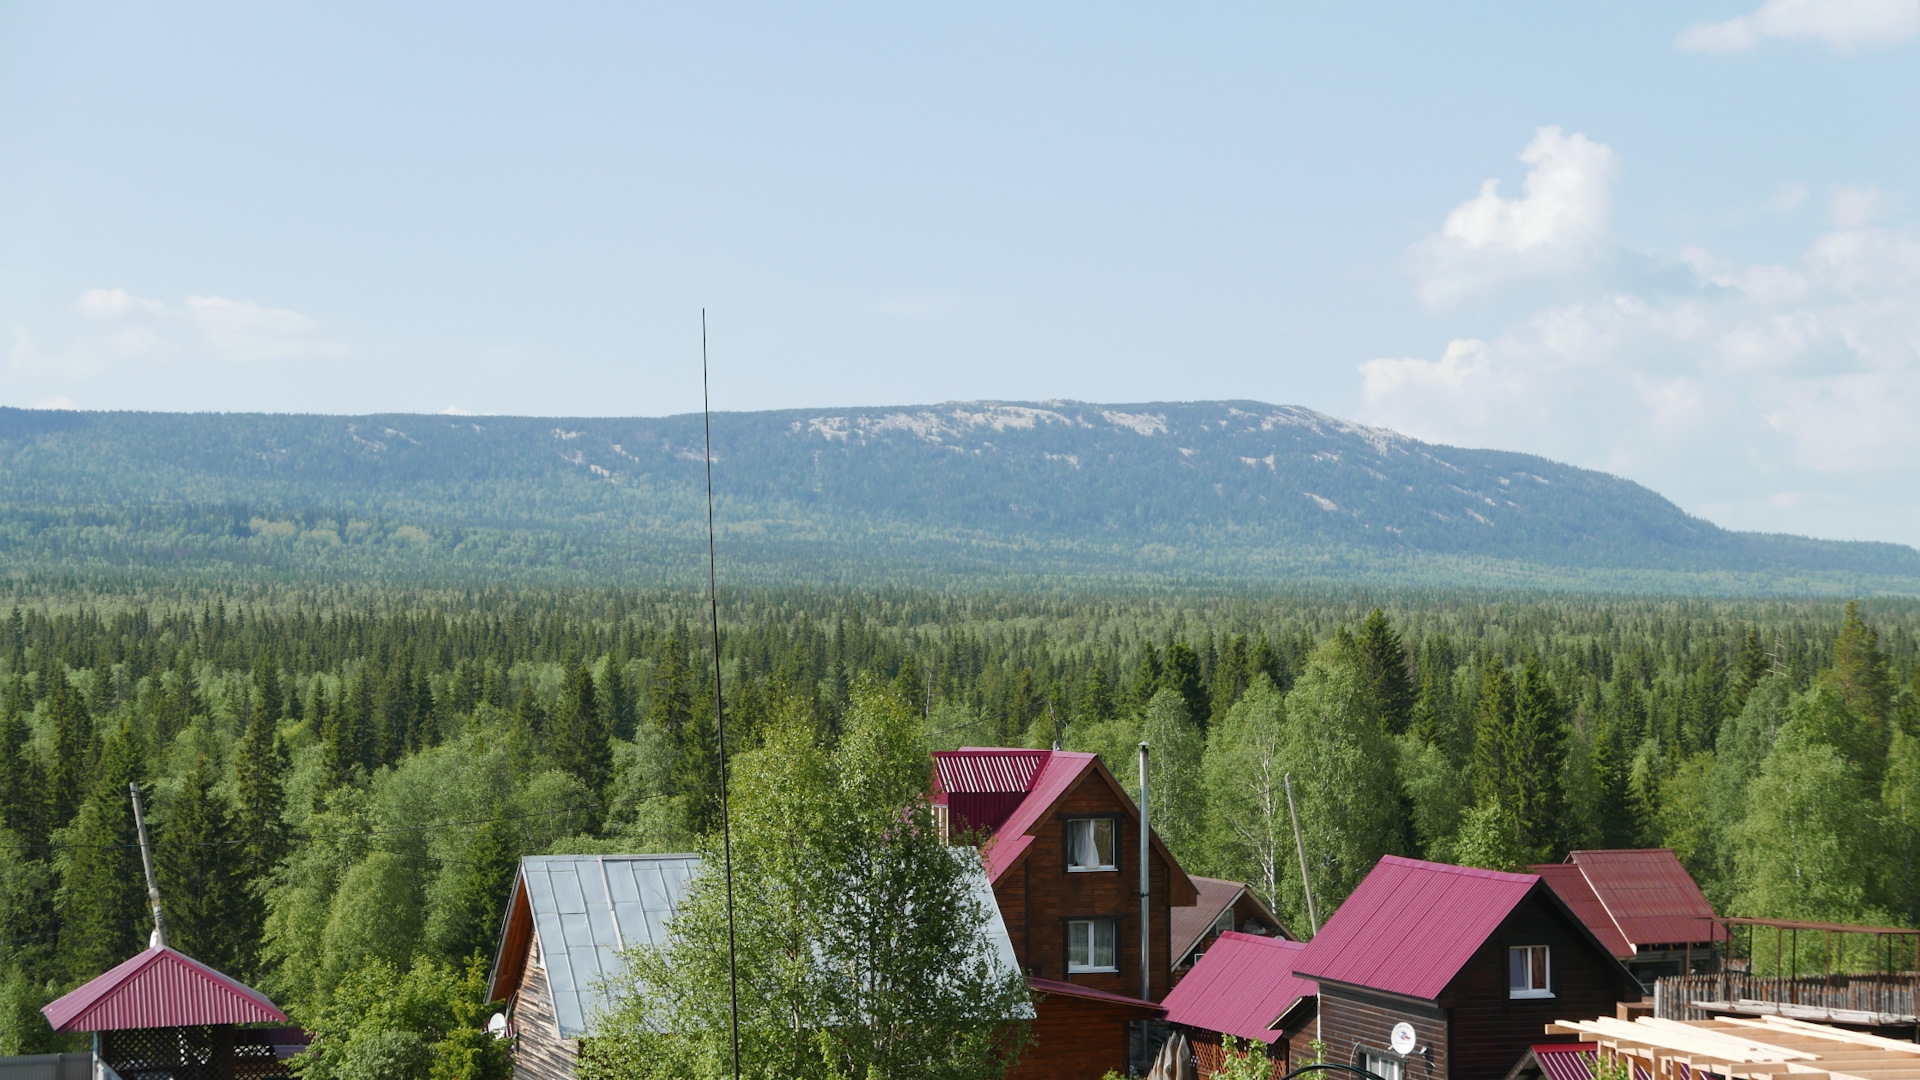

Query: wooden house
left=1290, top=856, right=1642, bottom=1080
left=1173, top=875, right=1290, bottom=978
left=487, top=854, right=703, bottom=1080
left=1529, top=849, right=1722, bottom=989
left=486, top=850, right=1024, bottom=1079
left=1161, top=931, right=1317, bottom=1078
left=932, top=748, right=1200, bottom=1080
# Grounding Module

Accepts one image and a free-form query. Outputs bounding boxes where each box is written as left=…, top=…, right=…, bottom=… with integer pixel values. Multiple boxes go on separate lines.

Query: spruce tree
left=1355, top=609, right=1415, bottom=736
left=552, top=661, right=611, bottom=795
left=599, top=658, right=637, bottom=742
left=54, top=722, right=146, bottom=983
left=318, top=684, right=356, bottom=791
left=1509, top=656, right=1570, bottom=860
left=648, top=634, right=693, bottom=749
left=233, top=702, right=287, bottom=975
left=1161, top=641, right=1209, bottom=733
left=1129, top=641, right=1163, bottom=712
left=1829, top=601, right=1894, bottom=734
left=158, top=758, right=246, bottom=973
left=44, top=668, right=90, bottom=833
left=1079, top=657, right=1116, bottom=726
left=253, top=644, right=284, bottom=729
left=0, top=676, right=38, bottom=842
left=1470, top=657, right=1515, bottom=808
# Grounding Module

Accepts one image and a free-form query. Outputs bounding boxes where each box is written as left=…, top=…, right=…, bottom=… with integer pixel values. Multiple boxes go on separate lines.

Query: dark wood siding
left=1006, top=994, right=1156, bottom=1080
left=1437, top=890, right=1633, bottom=1080
left=509, top=930, right=578, bottom=1080
left=997, top=779, right=1179, bottom=1000
left=1315, top=983, right=1447, bottom=1080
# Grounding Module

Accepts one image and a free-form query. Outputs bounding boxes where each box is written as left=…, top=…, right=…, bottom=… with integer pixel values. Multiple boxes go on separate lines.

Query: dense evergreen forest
left=1, top=582, right=1917, bottom=1067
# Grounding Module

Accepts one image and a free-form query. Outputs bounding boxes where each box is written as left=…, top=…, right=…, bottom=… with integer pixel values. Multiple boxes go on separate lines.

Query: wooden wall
left=1437, top=890, right=1633, bottom=1080
left=1314, top=983, right=1448, bottom=1080
left=1006, top=994, right=1156, bottom=1080
left=509, top=930, right=579, bottom=1080
left=996, top=778, right=1179, bottom=1000
left=1187, top=1028, right=1288, bottom=1079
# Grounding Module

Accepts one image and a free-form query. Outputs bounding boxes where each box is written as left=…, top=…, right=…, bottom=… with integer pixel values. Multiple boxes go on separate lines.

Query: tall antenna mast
left=701, top=310, right=742, bottom=1080
left=129, top=782, right=167, bottom=949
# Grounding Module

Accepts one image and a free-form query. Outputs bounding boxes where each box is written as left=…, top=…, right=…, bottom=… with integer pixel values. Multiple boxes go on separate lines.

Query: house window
left=1509, top=945, right=1552, bottom=998
left=1066, top=818, right=1116, bottom=872
left=1361, top=1051, right=1404, bottom=1080
left=1212, top=906, right=1234, bottom=936
left=1067, top=919, right=1119, bottom=972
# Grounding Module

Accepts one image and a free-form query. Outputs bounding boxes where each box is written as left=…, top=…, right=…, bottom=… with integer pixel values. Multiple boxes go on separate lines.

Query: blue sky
left=2, top=2, right=1917, bottom=545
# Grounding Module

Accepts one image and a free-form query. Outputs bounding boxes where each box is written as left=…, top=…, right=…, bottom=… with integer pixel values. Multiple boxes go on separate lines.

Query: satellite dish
left=1391, top=1022, right=1416, bottom=1056
left=487, top=1013, right=511, bottom=1040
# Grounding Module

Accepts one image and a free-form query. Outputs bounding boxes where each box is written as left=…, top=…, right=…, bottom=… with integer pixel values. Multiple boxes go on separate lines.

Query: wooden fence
left=1655, top=972, right=1920, bottom=1021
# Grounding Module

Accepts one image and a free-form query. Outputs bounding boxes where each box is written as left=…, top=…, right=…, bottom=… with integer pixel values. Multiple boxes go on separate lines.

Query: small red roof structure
left=42, top=947, right=288, bottom=1033
left=1292, top=855, right=1542, bottom=1000
left=1530, top=849, right=1721, bottom=953
left=1160, top=933, right=1314, bottom=1045
left=1171, top=875, right=1290, bottom=966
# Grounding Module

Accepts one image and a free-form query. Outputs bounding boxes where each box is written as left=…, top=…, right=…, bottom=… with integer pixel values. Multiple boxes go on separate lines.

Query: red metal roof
left=1291, top=855, right=1539, bottom=1001
left=1534, top=863, right=1634, bottom=958
left=43, top=947, right=288, bottom=1033
left=1029, top=976, right=1166, bottom=1012
left=933, top=749, right=1050, bottom=797
left=1563, top=849, right=1720, bottom=948
left=972, top=750, right=1100, bottom=881
left=1529, top=1044, right=1651, bottom=1080
left=1161, top=933, right=1315, bottom=1045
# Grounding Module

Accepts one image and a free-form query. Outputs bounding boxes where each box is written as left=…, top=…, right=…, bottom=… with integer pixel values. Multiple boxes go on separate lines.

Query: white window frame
left=1067, top=918, right=1119, bottom=973
left=1509, top=944, right=1553, bottom=998
left=1362, top=1050, right=1404, bottom=1080
left=1212, top=905, right=1235, bottom=936
left=1065, top=817, right=1117, bottom=873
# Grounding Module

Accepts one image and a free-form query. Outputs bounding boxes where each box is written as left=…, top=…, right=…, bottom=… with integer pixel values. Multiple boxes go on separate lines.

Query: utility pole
left=1285, top=773, right=1318, bottom=936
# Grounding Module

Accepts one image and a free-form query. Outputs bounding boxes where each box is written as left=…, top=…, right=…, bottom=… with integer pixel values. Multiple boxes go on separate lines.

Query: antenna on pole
left=1285, top=772, right=1318, bottom=936
left=129, top=782, right=167, bottom=950
left=701, top=310, right=742, bottom=1080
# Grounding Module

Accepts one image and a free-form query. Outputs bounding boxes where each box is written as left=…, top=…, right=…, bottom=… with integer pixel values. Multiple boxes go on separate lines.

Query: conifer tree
left=253, top=644, right=284, bottom=728
left=552, top=661, right=611, bottom=796
left=234, top=700, right=288, bottom=973
left=0, top=675, right=38, bottom=842
left=159, top=758, right=247, bottom=973
left=599, top=658, right=636, bottom=742
left=1509, top=656, right=1570, bottom=860
left=44, top=668, right=90, bottom=832
left=649, top=633, right=694, bottom=749
left=54, top=722, right=145, bottom=983
left=1829, top=601, right=1895, bottom=734
left=318, top=684, right=356, bottom=791
left=1355, top=609, right=1415, bottom=736
left=1470, top=657, right=1515, bottom=808
left=1129, top=641, right=1163, bottom=712
left=1078, top=657, right=1116, bottom=726
left=1161, top=641, right=1209, bottom=732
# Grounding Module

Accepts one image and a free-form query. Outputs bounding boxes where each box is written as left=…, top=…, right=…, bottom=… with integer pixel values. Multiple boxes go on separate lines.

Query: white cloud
left=1361, top=219, right=1920, bottom=542
left=1677, top=0, right=1920, bottom=52
left=9, top=288, right=341, bottom=377
left=1410, top=127, right=1621, bottom=308
left=32, top=395, right=77, bottom=410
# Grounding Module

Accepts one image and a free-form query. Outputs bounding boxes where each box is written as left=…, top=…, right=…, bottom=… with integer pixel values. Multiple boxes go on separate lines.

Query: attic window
left=1212, top=907, right=1234, bottom=936
left=1509, top=945, right=1551, bottom=998
left=1066, top=818, right=1116, bottom=872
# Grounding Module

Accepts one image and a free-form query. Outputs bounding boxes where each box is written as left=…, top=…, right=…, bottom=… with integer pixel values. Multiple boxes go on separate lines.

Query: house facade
left=1173, top=875, right=1290, bottom=978
left=1291, top=856, right=1642, bottom=1080
left=933, top=748, right=1202, bottom=1079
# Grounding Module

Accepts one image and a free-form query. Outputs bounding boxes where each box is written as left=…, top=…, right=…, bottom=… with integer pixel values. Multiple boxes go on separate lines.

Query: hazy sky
left=3, top=2, right=1918, bottom=546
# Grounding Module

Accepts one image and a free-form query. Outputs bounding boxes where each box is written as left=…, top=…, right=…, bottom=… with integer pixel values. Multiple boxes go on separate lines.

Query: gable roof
left=1172, top=876, right=1290, bottom=962
left=935, top=748, right=1198, bottom=906
left=43, top=947, right=288, bottom=1033
left=1532, top=849, right=1720, bottom=950
left=488, top=850, right=1026, bottom=1039
left=1291, top=856, right=1542, bottom=1001
left=487, top=853, right=702, bottom=1037
left=1161, top=933, right=1314, bottom=1045
left=1533, top=863, right=1633, bottom=958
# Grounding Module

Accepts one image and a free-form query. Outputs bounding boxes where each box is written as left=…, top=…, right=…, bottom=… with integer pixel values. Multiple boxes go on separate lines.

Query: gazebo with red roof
left=42, top=946, right=300, bottom=1080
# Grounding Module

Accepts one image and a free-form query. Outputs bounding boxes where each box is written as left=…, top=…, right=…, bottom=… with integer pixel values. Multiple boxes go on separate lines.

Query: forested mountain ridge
left=2, top=401, right=1914, bottom=592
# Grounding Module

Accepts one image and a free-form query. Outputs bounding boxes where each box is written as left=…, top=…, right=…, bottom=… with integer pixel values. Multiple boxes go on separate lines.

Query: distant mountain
left=1, top=401, right=1914, bottom=594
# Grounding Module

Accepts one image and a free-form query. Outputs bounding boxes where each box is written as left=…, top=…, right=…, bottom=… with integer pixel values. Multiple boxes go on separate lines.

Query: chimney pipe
left=1138, top=741, right=1150, bottom=1002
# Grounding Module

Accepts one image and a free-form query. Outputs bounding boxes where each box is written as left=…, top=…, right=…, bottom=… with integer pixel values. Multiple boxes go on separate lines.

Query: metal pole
left=128, top=782, right=167, bottom=949
left=701, top=311, right=741, bottom=1080
left=1138, top=742, right=1151, bottom=1002
left=1285, top=773, right=1318, bottom=935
